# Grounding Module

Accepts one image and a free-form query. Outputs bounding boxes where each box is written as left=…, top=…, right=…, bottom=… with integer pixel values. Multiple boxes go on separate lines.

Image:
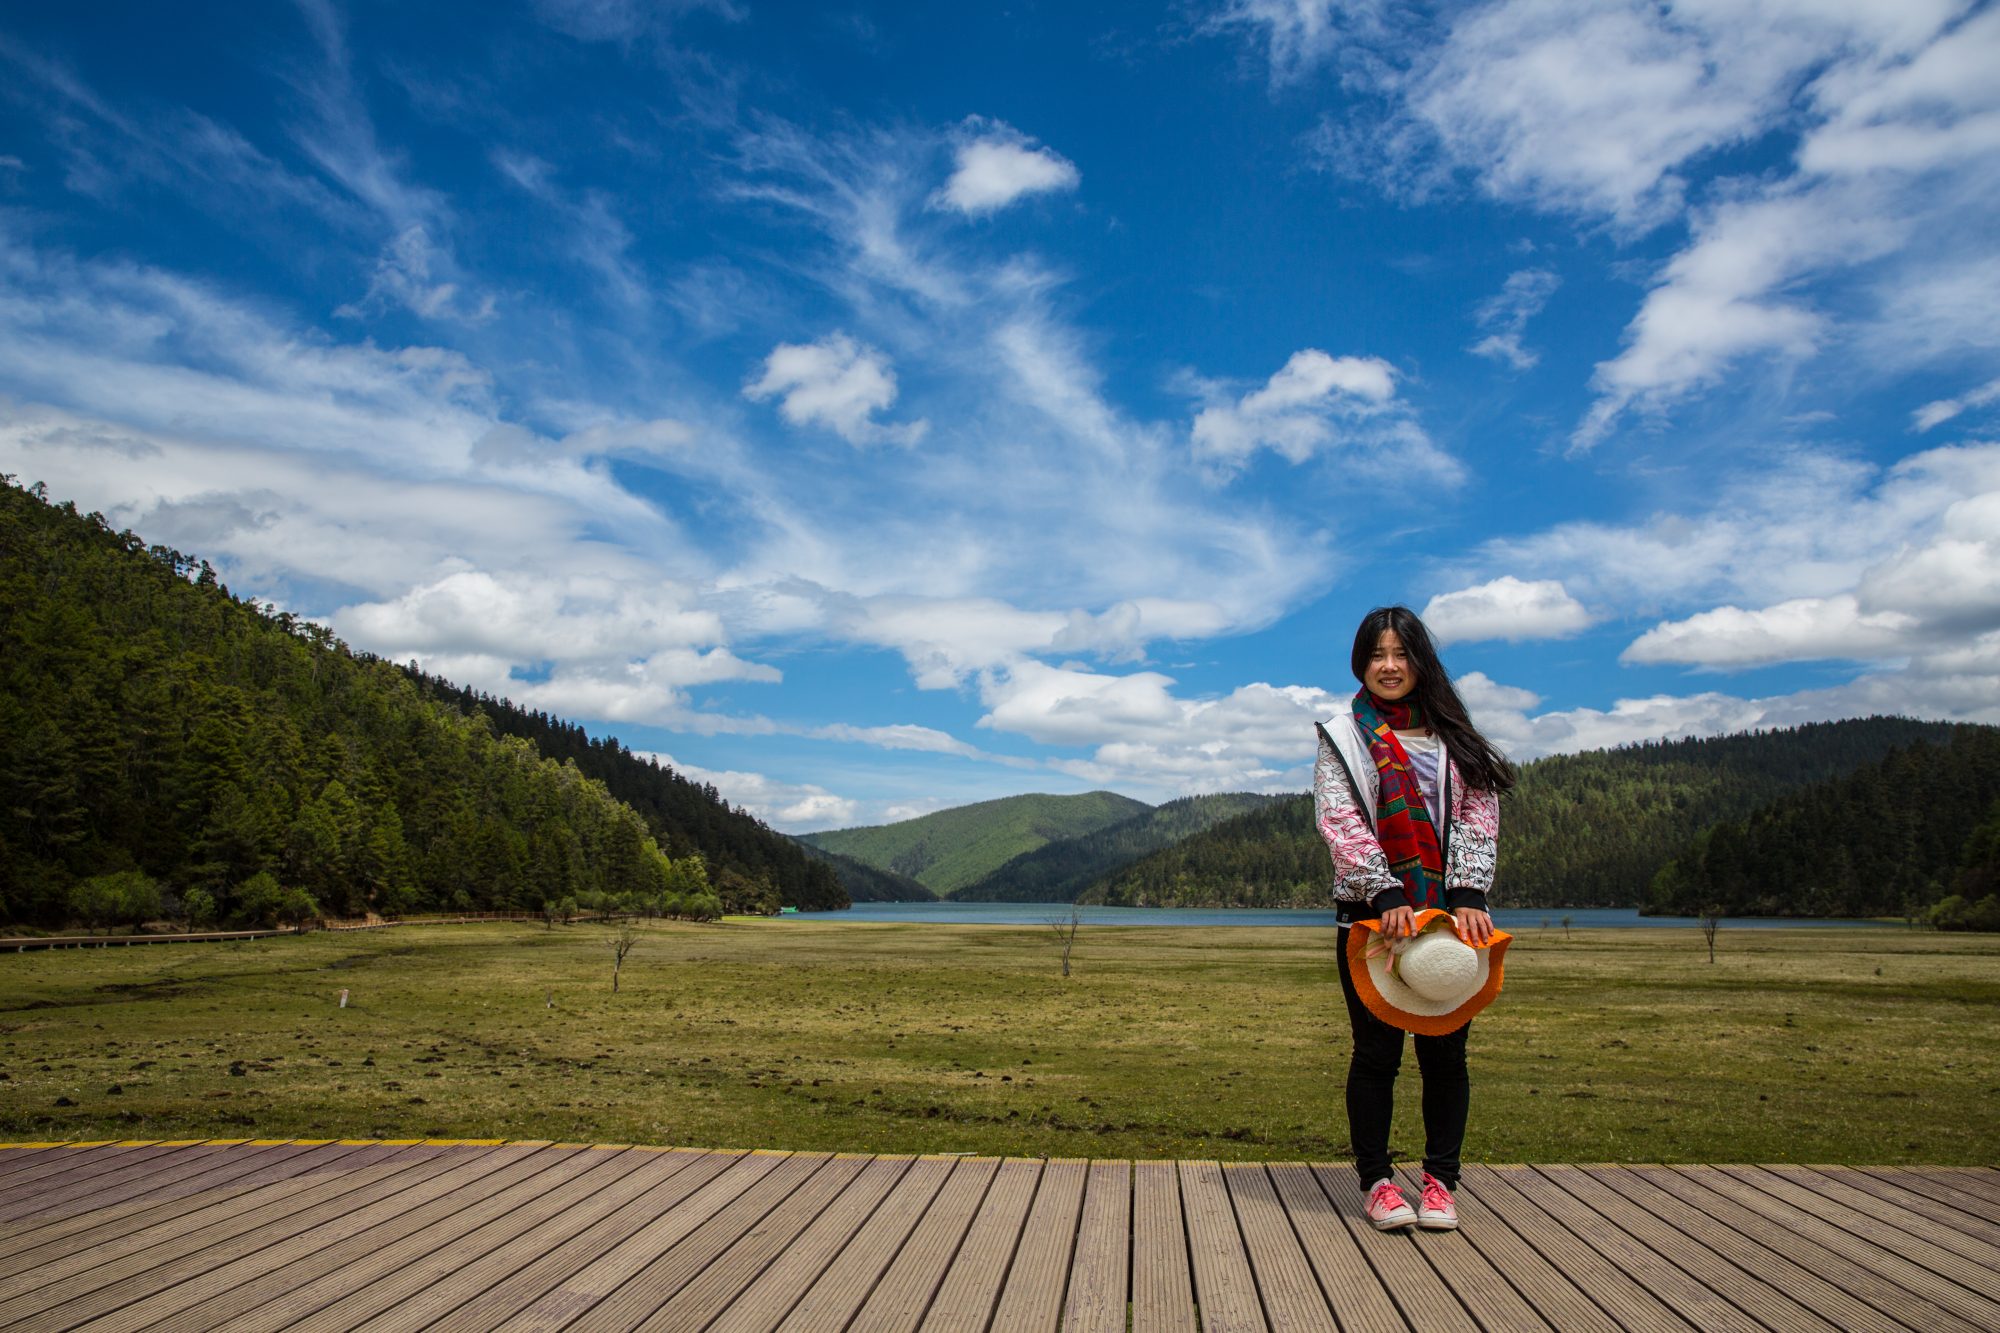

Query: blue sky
left=3, top=0, right=1997, bottom=830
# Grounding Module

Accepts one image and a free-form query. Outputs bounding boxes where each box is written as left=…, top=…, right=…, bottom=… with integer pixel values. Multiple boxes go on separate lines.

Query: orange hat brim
left=1347, top=908, right=1512, bottom=1036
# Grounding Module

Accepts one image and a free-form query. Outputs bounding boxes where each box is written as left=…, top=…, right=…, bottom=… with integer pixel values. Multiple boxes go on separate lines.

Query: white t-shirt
left=1394, top=729, right=1442, bottom=819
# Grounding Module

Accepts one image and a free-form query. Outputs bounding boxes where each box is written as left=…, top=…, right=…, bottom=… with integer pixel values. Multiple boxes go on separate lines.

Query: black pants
left=1337, top=929, right=1470, bottom=1190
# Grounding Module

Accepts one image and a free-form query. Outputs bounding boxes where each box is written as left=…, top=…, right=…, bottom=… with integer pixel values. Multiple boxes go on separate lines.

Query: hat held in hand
left=1347, top=907, right=1511, bottom=1036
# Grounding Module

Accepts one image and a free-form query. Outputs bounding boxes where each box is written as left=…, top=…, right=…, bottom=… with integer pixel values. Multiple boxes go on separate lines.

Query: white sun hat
left=1347, top=908, right=1512, bottom=1035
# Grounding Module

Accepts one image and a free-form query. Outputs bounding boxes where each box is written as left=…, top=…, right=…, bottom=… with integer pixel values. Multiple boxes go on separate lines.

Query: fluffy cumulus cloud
left=932, top=119, right=1080, bottom=217
left=974, top=659, right=1346, bottom=793
left=743, top=332, right=928, bottom=445
left=1422, top=576, right=1590, bottom=643
left=636, top=752, right=858, bottom=832
left=1188, top=349, right=1459, bottom=480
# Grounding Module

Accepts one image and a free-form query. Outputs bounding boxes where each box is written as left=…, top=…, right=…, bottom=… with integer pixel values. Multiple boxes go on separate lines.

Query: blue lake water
left=788, top=902, right=1878, bottom=929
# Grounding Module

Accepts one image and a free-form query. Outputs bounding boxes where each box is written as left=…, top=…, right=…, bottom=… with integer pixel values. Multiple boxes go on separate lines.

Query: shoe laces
left=1370, top=1180, right=1408, bottom=1210
left=1420, top=1176, right=1453, bottom=1211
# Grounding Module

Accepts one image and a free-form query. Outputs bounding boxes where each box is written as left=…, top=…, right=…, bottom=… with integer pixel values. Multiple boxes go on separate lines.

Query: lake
left=789, top=902, right=1879, bottom=929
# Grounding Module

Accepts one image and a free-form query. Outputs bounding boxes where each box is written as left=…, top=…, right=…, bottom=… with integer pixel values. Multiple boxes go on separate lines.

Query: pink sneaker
left=1416, top=1173, right=1458, bottom=1230
left=1366, top=1178, right=1417, bottom=1230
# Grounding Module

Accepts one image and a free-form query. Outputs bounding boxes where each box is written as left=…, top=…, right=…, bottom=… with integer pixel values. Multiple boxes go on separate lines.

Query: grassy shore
left=2, top=918, right=1995, bottom=1165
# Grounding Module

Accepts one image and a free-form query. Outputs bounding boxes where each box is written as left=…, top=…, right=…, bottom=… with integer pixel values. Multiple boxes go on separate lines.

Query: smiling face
left=1364, top=628, right=1417, bottom=701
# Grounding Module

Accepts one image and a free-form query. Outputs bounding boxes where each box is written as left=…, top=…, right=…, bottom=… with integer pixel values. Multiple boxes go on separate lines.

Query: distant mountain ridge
left=793, top=840, right=937, bottom=902
left=1090, top=717, right=1979, bottom=911
left=800, top=791, right=1151, bottom=895
left=950, top=793, right=1284, bottom=901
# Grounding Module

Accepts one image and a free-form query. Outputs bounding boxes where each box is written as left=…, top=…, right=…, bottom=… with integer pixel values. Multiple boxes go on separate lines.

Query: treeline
left=958, top=793, right=1282, bottom=903
left=409, top=675, right=847, bottom=911
left=793, top=841, right=935, bottom=902
left=0, top=478, right=749, bottom=929
left=1648, top=729, right=2000, bottom=923
left=1091, top=718, right=1982, bottom=912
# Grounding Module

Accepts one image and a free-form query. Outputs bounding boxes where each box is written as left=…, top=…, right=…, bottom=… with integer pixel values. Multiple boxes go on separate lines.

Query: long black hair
left=1349, top=605, right=1516, bottom=794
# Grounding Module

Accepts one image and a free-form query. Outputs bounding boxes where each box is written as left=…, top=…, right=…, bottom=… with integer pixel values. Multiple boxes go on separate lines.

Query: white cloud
left=1915, top=376, right=2000, bottom=432
left=933, top=120, right=1080, bottom=217
left=744, top=332, right=927, bottom=446
left=637, top=752, right=858, bottom=832
left=1204, top=0, right=1356, bottom=86
left=528, top=0, right=742, bottom=41
left=1423, top=576, right=1590, bottom=643
left=1469, top=268, right=1559, bottom=370
left=1189, top=349, right=1459, bottom=481
left=1622, top=595, right=1917, bottom=669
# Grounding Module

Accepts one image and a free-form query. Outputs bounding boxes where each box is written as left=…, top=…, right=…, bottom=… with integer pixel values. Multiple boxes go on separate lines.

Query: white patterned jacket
left=1312, top=715, right=1501, bottom=917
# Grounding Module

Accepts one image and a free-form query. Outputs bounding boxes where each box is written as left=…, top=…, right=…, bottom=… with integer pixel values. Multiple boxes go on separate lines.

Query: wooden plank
left=0, top=1140, right=328, bottom=1267
left=0, top=1140, right=177, bottom=1211
left=1312, top=1164, right=1477, bottom=1333
left=1494, top=1165, right=1760, bottom=1333
left=1179, top=1159, right=1266, bottom=1333
left=1764, top=1165, right=2000, bottom=1265
left=498, top=1150, right=788, bottom=1332
left=703, top=1155, right=915, bottom=1333
left=1539, top=1166, right=1839, bottom=1333
left=0, top=1142, right=446, bottom=1304
left=1928, top=1167, right=2000, bottom=1207
left=773, top=1155, right=955, bottom=1332
left=1129, top=1160, right=1198, bottom=1333
left=1853, top=1166, right=2000, bottom=1243
left=1632, top=1166, right=1987, bottom=1333
left=346, top=1148, right=708, bottom=1332
left=1590, top=1165, right=1924, bottom=1333
left=953, top=1157, right=1073, bottom=1333
left=577, top=1152, right=838, bottom=1331
left=1223, top=1164, right=1335, bottom=1333
left=1061, top=1159, right=1132, bottom=1333
left=1264, top=1165, right=1403, bottom=1333
left=0, top=1139, right=153, bottom=1188
left=1435, top=1173, right=1618, bottom=1333
left=1458, top=1168, right=1692, bottom=1333
left=852, top=1154, right=1007, bottom=1333
left=91, top=1143, right=603, bottom=1333
left=1390, top=1171, right=1550, bottom=1333
left=923, top=1156, right=1045, bottom=1333
left=636, top=1154, right=875, bottom=1333
left=426, top=1150, right=744, bottom=1333
left=1724, top=1165, right=2000, bottom=1295
left=1671, top=1165, right=2000, bottom=1331
left=0, top=1142, right=512, bottom=1328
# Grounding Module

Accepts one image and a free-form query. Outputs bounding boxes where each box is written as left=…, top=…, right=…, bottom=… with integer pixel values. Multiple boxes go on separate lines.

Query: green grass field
left=3, top=919, right=1995, bottom=1165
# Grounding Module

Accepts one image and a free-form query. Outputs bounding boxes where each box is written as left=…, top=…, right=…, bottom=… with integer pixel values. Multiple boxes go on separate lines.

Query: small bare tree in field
left=1699, top=907, right=1722, bottom=964
left=611, top=919, right=640, bottom=992
left=1047, top=903, right=1083, bottom=978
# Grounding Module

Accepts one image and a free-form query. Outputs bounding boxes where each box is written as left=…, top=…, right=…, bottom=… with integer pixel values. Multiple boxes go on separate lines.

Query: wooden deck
left=0, top=1141, right=1995, bottom=1331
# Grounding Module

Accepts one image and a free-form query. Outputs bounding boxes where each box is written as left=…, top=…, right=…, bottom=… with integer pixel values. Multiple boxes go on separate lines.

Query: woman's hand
left=1380, top=905, right=1417, bottom=937
left=1453, top=907, right=1494, bottom=947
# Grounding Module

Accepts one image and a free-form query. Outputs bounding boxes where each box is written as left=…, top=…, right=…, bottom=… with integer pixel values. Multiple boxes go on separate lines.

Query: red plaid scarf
left=1353, top=689, right=1444, bottom=910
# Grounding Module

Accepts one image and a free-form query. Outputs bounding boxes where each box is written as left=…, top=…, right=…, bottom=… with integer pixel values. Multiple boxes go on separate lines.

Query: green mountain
left=801, top=791, right=1151, bottom=895
left=793, top=840, right=936, bottom=902
left=1091, top=718, right=1975, bottom=910
left=951, top=793, right=1284, bottom=902
left=0, top=477, right=841, bottom=927
left=1648, top=727, right=2000, bottom=919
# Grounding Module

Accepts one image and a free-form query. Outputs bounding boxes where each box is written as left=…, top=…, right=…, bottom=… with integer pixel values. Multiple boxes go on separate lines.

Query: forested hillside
left=793, top=840, right=935, bottom=902
left=1091, top=718, right=1977, bottom=910
left=0, top=478, right=831, bottom=928
left=802, top=791, right=1151, bottom=895
left=953, top=793, right=1281, bottom=902
left=1648, top=729, right=2000, bottom=920
left=413, top=675, right=846, bottom=910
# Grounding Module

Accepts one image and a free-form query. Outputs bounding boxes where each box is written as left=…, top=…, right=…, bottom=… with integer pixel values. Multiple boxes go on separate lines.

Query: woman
left=1313, top=605, right=1512, bottom=1230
